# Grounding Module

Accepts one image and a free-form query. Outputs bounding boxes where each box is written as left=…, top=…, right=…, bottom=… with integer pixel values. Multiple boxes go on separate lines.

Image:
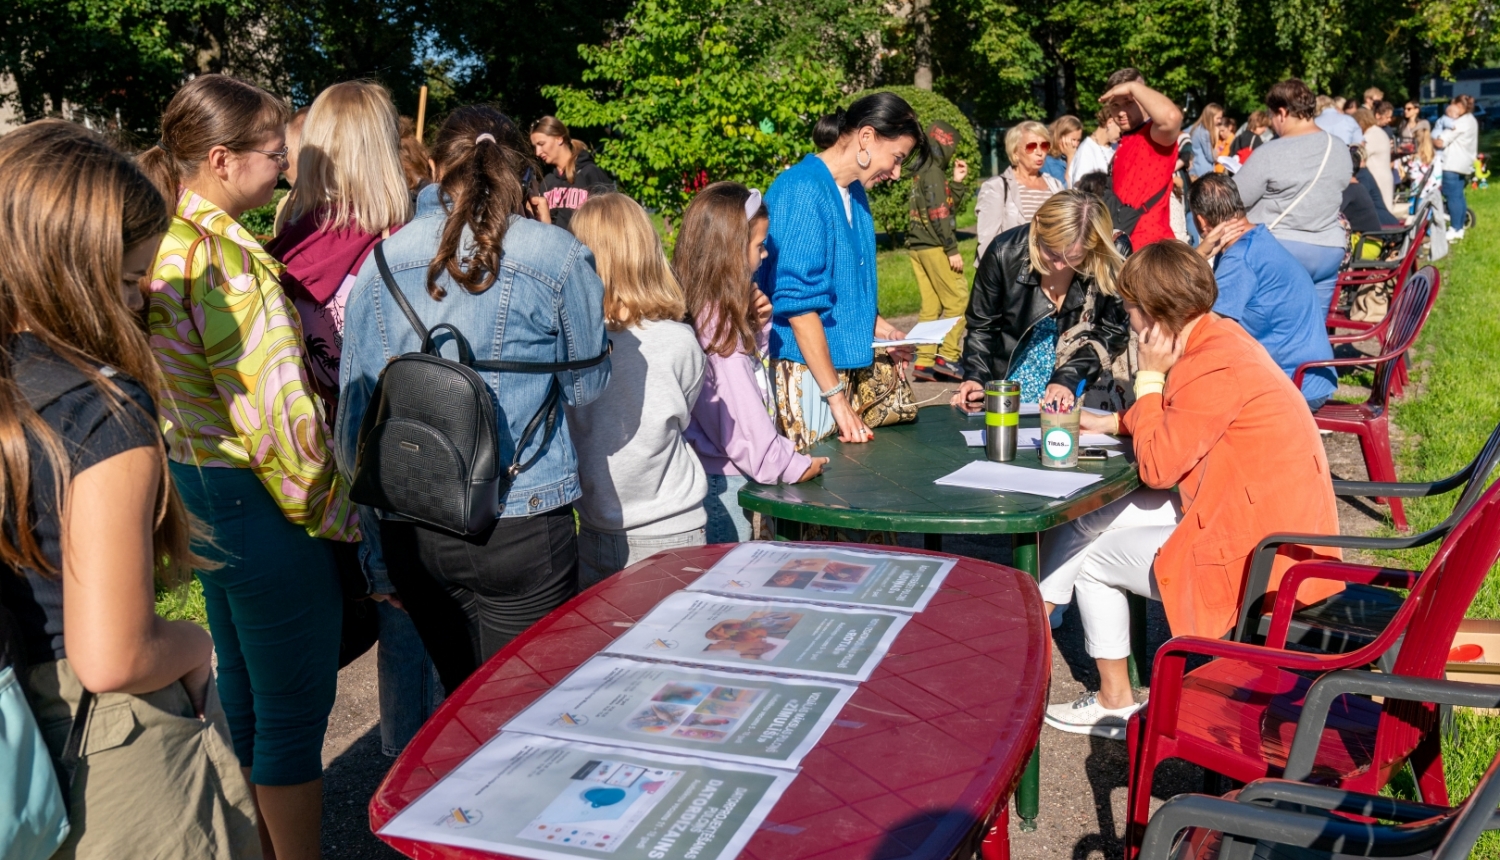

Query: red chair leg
left=1125, top=712, right=1158, bottom=860
left=1357, top=418, right=1407, bottom=531
left=1412, top=729, right=1450, bottom=807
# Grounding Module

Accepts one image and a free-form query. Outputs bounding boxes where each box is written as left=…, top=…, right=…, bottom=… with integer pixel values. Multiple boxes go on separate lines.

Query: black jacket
left=961, top=224, right=1131, bottom=394
left=542, top=149, right=617, bottom=231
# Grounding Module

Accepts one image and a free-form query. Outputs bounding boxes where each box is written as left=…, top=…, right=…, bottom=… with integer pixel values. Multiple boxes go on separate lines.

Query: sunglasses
left=1024, top=140, right=1052, bottom=154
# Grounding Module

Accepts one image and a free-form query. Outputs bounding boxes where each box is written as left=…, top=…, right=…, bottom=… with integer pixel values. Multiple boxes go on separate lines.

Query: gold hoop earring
left=856, top=148, right=872, bottom=169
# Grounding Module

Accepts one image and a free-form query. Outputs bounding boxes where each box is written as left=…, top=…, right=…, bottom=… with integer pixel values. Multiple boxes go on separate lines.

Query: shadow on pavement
left=322, top=725, right=404, bottom=860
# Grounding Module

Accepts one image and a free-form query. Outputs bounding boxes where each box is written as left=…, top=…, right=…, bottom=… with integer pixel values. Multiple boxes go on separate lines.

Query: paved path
left=320, top=369, right=1391, bottom=859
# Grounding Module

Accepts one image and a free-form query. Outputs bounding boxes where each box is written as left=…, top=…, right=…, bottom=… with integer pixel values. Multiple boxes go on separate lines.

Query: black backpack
left=350, top=244, right=608, bottom=536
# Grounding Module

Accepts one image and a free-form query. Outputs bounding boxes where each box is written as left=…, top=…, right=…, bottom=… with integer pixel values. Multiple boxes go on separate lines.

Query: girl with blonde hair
left=975, top=119, right=1062, bottom=258
left=953, top=189, right=1133, bottom=411
left=264, top=81, right=442, bottom=762
left=1044, top=115, right=1084, bottom=186
left=565, top=192, right=708, bottom=585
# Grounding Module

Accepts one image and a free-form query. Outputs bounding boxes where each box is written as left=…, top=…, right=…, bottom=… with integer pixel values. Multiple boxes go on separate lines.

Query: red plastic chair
left=1121, top=479, right=1500, bottom=860
left=1326, top=208, right=1429, bottom=334
left=1295, top=266, right=1440, bottom=532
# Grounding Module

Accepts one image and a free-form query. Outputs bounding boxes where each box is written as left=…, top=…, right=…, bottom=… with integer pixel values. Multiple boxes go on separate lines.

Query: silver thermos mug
left=985, top=380, right=1020, bottom=462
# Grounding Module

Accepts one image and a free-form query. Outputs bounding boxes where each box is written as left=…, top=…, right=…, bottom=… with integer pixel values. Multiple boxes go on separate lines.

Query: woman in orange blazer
left=1041, top=240, right=1341, bottom=740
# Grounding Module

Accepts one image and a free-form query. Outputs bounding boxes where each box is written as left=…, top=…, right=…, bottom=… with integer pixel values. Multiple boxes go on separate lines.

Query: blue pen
left=1072, top=378, right=1087, bottom=411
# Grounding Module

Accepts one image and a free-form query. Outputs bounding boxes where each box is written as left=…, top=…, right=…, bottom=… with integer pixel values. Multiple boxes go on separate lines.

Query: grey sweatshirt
left=1234, top=130, right=1352, bottom=249
left=566, top=319, right=708, bottom=535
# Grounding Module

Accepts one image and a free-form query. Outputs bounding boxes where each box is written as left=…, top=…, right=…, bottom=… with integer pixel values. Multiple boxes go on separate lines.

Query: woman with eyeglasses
left=140, top=74, right=357, bottom=860
left=952, top=190, right=1133, bottom=415
left=975, top=120, right=1063, bottom=260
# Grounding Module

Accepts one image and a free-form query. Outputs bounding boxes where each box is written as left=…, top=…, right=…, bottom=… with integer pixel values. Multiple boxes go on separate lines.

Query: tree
left=545, top=0, right=846, bottom=221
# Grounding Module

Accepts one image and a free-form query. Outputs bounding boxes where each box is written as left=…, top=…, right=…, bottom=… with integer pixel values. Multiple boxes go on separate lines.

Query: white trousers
left=1038, top=489, right=1182, bottom=659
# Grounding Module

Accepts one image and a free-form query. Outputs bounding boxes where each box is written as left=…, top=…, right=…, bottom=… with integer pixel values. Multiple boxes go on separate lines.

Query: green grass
left=155, top=579, right=207, bottom=626
left=1374, top=131, right=1500, bottom=855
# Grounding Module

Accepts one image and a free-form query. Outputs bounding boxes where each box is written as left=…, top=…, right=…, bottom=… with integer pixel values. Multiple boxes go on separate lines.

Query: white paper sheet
left=603, top=593, right=909, bottom=682
left=872, top=316, right=962, bottom=347
left=959, top=429, right=1123, bottom=447
left=684, top=542, right=955, bottom=612
left=502, top=656, right=856, bottom=768
left=379, top=734, right=796, bottom=860
left=933, top=460, right=1104, bottom=498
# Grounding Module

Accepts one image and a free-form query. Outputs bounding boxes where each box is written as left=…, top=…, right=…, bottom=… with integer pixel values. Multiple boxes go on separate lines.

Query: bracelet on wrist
left=818, top=381, right=847, bottom=402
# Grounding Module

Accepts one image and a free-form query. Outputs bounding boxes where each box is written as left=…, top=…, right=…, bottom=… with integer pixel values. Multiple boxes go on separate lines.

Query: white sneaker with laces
left=1044, top=691, right=1143, bottom=740
left=1447, top=227, right=1466, bottom=241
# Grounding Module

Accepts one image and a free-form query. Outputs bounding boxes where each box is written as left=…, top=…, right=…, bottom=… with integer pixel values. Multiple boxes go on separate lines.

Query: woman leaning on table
left=140, top=74, right=357, bottom=860
left=1036, top=240, right=1342, bottom=741
left=760, top=92, right=922, bottom=450
left=950, top=190, right=1133, bottom=413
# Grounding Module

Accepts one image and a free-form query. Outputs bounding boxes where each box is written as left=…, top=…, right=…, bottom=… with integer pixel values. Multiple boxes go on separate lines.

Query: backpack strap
left=373, top=243, right=429, bottom=340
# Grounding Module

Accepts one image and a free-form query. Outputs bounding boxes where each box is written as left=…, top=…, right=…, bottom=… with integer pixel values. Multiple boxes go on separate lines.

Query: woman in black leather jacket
left=951, top=190, right=1133, bottom=412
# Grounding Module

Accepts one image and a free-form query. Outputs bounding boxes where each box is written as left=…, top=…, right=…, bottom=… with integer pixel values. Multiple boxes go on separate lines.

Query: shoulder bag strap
left=1268, top=133, right=1334, bottom=232
left=373, top=243, right=429, bottom=341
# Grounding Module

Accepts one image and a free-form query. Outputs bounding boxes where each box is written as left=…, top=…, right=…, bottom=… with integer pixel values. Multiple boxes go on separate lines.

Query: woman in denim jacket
left=337, top=106, right=611, bottom=694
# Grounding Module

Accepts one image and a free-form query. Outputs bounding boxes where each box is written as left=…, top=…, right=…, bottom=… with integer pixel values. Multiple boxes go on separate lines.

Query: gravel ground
left=319, top=356, right=1392, bottom=860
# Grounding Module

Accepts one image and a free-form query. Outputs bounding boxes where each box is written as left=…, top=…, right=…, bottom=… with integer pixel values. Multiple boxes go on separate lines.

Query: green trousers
left=909, top=246, right=970, bottom=366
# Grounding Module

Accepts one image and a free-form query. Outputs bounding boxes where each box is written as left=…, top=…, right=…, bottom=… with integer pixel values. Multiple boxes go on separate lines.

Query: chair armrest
left=1286, top=671, right=1500, bottom=781
left=1345, top=258, right=1401, bottom=271
left=1140, top=793, right=1391, bottom=860
left=1293, top=346, right=1409, bottom=388
left=1147, top=635, right=1372, bottom=739
left=1236, top=779, right=1450, bottom=823
left=1264, top=561, right=1419, bottom=649
left=1233, top=532, right=1441, bottom=643
left=1333, top=468, right=1472, bottom=498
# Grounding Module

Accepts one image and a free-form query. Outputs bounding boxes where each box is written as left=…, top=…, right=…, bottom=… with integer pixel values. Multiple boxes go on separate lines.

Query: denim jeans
left=704, top=474, right=752, bottom=543
left=375, top=601, right=444, bottom=757
left=577, top=526, right=706, bottom=588
left=1442, top=170, right=1469, bottom=231
left=1276, top=238, right=1346, bottom=318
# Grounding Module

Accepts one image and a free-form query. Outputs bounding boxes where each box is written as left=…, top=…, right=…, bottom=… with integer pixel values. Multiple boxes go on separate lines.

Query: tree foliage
left=544, top=0, right=846, bottom=220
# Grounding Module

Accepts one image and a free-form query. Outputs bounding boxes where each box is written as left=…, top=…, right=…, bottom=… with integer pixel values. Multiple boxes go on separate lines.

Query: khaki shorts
left=26, top=659, right=262, bottom=860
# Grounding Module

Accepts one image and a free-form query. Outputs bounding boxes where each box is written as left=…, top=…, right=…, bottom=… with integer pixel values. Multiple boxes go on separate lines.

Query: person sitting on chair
left=1188, top=174, right=1337, bottom=410
left=1038, top=240, right=1341, bottom=740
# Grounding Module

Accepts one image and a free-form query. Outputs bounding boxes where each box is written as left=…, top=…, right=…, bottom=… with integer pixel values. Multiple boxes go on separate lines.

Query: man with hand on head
left=1099, top=68, right=1184, bottom=250
left=1189, top=174, right=1336, bottom=410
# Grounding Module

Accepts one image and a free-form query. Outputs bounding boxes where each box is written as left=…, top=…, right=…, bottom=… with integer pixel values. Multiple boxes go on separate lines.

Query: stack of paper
left=934, top=460, right=1104, bottom=498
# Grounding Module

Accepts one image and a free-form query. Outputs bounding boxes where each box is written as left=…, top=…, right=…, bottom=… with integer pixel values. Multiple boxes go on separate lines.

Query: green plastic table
left=738, top=405, right=1142, bottom=831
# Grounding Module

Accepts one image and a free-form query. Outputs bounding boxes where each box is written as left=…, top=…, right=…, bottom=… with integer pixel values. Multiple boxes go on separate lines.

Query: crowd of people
left=0, top=63, right=1481, bottom=860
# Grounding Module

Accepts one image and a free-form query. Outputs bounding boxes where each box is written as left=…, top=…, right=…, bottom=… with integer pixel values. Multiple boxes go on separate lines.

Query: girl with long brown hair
left=337, top=105, right=610, bottom=694
left=528, top=115, right=617, bottom=230
left=0, top=120, right=259, bottom=858
left=677, top=182, right=826, bottom=543
left=140, top=73, right=356, bottom=860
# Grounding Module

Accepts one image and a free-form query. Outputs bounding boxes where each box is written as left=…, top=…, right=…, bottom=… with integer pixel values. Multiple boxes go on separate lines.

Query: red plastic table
left=369, top=543, right=1051, bottom=860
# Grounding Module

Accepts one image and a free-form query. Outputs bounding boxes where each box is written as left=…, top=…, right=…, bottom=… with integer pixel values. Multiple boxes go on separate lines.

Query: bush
left=843, top=86, right=980, bottom=247
left=239, top=189, right=286, bottom=239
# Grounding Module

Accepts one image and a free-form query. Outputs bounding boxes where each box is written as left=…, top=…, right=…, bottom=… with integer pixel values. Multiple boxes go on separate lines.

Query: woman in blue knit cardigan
left=762, top=93, right=925, bottom=450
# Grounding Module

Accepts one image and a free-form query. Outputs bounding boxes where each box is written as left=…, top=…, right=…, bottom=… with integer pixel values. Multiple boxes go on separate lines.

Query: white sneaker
left=1447, top=228, right=1465, bottom=241
left=1044, top=691, right=1143, bottom=740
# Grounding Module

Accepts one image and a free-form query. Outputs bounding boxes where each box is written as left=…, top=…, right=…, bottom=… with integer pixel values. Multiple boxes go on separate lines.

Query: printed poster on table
left=378, top=734, right=795, bottom=860
left=504, top=656, right=855, bottom=768
left=684, top=542, right=956, bottom=612
left=603, top=592, right=908, bottom=682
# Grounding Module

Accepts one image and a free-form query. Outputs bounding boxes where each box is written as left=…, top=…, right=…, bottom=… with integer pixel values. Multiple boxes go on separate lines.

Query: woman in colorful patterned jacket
left=140, top=74, right=357, bottom=860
